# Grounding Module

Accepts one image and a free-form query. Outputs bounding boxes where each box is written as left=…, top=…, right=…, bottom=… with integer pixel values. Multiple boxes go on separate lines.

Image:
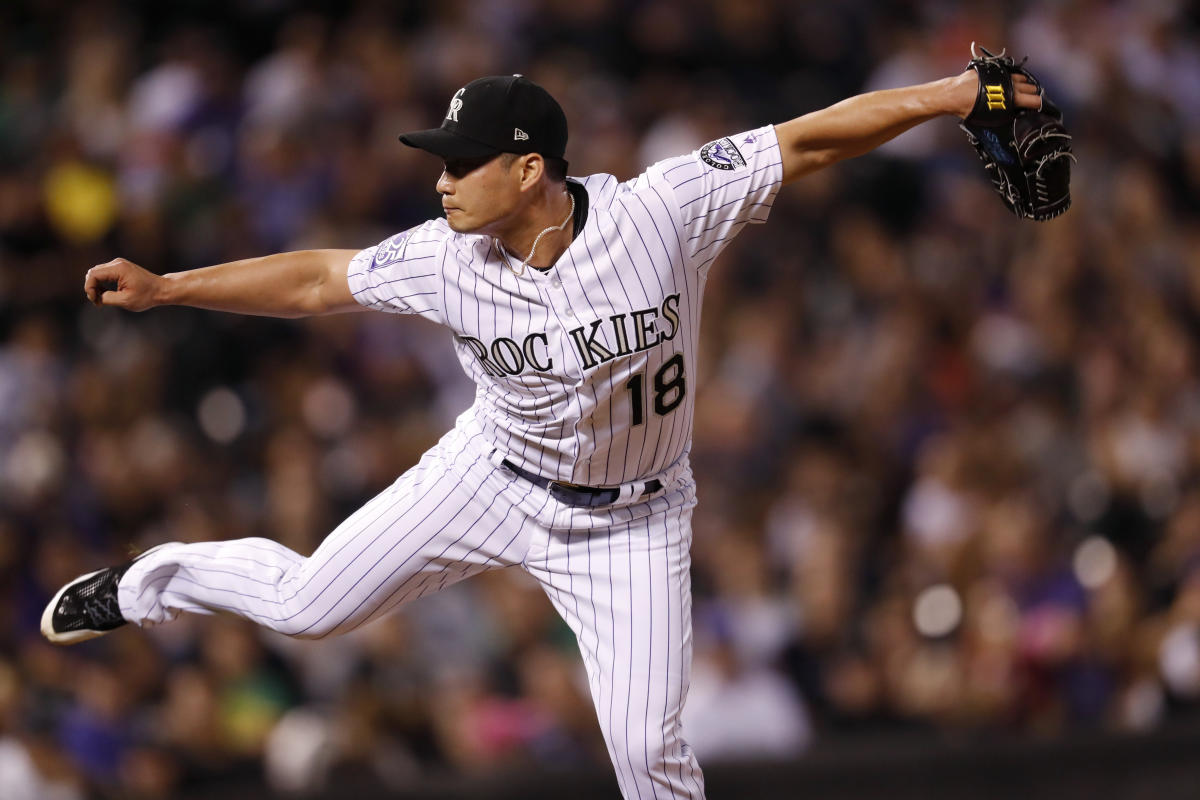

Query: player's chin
left=443, top=208, right=477, bottom=233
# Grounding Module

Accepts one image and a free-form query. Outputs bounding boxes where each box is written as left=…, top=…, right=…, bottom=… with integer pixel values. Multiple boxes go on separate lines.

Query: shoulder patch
left=371, top=230, right=413, bottom=270
left=700, top=137, right=747, bottom=171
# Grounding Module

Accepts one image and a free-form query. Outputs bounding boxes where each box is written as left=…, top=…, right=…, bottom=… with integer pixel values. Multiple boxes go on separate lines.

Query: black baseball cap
left=399, top=75, right=568, bottom=160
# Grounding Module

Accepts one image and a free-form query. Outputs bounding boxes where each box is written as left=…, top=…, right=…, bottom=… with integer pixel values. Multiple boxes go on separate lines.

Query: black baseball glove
left=960, top=43, right=1074, bottom=221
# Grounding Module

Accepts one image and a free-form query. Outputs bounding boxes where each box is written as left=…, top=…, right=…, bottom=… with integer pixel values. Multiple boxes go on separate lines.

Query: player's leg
left=526, top=488, right=705, bottom=800
left=44, top=429, right=545, bottom=643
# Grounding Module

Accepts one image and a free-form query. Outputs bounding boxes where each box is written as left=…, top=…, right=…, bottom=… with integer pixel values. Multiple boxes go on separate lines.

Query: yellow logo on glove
left=985, top=84, right=1006, bottom=110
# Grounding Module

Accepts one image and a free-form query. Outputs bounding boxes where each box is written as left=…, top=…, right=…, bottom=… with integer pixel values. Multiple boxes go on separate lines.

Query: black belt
left=501, top=459, right=662, bottom=508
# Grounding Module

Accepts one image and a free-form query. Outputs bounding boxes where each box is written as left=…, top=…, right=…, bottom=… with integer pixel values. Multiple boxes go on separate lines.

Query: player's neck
left=496, top=186, right=574, bottom=270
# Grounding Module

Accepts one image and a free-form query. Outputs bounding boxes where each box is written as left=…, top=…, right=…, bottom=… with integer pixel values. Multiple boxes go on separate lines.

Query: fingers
left=84, top=262, right=114, bottom=305
left=1015, top=86, right=1043, bottom=110
left=1011, top=74, right=1044, bottom=111
left=84, top=259, right=131, bottom=307
left=1012, top=76, right=1039, bottom=93
left=98, top=288, right=129, bottom=308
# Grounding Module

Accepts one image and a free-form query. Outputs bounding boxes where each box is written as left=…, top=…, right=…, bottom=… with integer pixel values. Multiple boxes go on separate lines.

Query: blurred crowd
left=2, top=0, right=1199, bottom=797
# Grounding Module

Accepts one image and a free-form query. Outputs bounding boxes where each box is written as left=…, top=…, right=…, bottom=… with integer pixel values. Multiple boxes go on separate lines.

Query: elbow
left=273, top=292, right=325, bottom=318
left=782, top=146, right=845, bottom=184
left=298, top=292, right=331, bottom=317
left=806, top=147, right=846, bottom=172
left=306, top=250, right=359, bottom=316
left=294, top=260, right=339, bottom=317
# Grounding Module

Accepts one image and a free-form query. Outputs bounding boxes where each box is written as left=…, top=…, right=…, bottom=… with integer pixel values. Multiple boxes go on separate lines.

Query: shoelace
left=81, top=591, right=123, bottom=625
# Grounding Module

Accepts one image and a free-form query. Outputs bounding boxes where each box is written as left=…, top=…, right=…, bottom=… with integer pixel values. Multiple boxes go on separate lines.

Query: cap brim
left=398, top=128, right=501, bottom=159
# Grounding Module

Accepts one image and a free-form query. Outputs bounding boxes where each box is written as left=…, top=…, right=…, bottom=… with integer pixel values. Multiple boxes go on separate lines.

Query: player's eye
left=443, top=155, right=496, bottom=178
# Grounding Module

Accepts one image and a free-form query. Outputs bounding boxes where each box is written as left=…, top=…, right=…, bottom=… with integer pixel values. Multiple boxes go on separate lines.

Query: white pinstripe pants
left=117, top=425, right=706, bottom=799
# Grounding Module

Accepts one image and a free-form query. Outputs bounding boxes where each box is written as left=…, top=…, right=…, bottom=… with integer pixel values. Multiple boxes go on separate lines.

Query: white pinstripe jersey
left=348, top=125, right=783, bottom=486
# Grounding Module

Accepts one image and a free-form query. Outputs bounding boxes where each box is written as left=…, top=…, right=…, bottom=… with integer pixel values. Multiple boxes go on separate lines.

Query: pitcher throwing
left=44, top=63, right=1045, bottom=798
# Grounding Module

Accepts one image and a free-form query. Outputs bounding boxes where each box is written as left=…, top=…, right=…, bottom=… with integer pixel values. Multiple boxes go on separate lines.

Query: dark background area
left=2, top=0, right=1199, bottom=797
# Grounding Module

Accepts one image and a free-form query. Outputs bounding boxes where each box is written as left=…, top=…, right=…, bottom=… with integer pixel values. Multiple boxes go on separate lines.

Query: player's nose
left=436, top=170, right=454, bottom=195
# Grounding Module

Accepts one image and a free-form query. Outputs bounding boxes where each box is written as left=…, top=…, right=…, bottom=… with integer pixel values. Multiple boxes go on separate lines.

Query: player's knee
left=268, top=611, right=342, bottom=640
left=260, top=569, right=349, bottom=640
left=606, top=723, right=675, bottom=785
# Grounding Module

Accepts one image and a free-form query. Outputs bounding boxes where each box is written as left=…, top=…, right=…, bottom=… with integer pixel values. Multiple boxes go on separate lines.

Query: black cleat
left=40, top=544, right=172, bottom=644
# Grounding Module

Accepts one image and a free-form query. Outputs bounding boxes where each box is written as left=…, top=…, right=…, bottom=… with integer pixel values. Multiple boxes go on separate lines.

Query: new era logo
left=514, top=128, right=529, bottom=141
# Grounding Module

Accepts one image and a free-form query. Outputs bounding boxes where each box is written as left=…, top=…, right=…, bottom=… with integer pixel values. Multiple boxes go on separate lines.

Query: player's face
left=437, top=154, right=524, bottom=234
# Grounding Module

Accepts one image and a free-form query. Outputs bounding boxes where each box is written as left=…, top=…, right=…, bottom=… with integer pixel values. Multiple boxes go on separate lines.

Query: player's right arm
left=83, top=250, right=364, bottom=318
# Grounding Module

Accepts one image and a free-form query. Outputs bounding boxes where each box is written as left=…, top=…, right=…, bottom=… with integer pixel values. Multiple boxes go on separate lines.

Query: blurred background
left=2, top=0, right=1200, bottom=798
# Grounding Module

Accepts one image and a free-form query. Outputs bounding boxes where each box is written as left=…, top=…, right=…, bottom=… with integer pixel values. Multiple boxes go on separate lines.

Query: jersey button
left=565, top=308, right=576, bottom=318
left=551, top=278, right=562, bottom=288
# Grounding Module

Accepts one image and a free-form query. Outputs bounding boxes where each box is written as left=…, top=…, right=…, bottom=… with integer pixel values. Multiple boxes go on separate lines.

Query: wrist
left=941, top=72, right=977, bottom=119
left=155, top=272, right=180, bottom=306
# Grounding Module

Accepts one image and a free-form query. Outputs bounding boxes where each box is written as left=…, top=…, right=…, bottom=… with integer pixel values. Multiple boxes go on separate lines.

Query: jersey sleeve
left=649, top=124, right=783, bottom=268
left=346, top=220, right=447, bottom=321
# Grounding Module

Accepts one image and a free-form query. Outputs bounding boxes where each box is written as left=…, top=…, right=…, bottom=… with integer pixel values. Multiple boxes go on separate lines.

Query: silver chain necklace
left=496, top=192, right=575, bottom=277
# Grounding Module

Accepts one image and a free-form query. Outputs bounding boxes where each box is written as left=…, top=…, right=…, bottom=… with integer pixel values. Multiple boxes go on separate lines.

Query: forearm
left=776, top=74, right=972, bottom=183
left=158, top=249, right=361, bottom=318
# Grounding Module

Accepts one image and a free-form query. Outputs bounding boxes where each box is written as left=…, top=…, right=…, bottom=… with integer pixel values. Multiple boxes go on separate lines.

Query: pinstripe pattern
left=346, top=125, right=782, bottom=486
left=529, top=476, right=702, bottom=799
left=118, top=428, right=546, bottom=637
left=118, top=126, right=784, bottom=800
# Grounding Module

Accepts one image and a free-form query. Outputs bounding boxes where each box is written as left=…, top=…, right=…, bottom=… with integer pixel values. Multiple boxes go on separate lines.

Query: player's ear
left=517, top=154, right=545, bottom=191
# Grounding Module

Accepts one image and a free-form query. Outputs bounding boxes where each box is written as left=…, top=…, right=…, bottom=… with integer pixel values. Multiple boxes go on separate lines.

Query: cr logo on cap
left=446, top=88, right=465, bottom=123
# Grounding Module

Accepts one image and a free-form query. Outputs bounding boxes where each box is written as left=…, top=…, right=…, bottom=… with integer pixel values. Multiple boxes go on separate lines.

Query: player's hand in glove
left=957, top=43, right=1074, bottom=221
left=85, top=258, right=164, bottom=311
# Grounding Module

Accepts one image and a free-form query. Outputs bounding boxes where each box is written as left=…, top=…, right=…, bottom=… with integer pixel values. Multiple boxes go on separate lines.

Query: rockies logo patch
left=372, top=229, right=412, bottom=270
left=700, top=138, right=746, bottom=171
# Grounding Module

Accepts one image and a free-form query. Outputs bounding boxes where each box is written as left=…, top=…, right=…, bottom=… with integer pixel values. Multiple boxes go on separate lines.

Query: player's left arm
left=775, top=70, right=1042, bottom=184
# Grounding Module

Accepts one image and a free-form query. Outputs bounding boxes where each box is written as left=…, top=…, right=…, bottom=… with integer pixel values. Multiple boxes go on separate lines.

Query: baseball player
left=43, top=69, right=1042, bottom=797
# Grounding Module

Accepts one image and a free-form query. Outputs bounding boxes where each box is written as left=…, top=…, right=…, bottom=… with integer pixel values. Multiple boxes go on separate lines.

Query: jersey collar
left=567, top=178, right=588, bottom=242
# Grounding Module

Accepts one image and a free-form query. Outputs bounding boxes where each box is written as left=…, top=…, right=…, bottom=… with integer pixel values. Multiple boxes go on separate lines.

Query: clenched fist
left=84, top=258, right=164, bottom=311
